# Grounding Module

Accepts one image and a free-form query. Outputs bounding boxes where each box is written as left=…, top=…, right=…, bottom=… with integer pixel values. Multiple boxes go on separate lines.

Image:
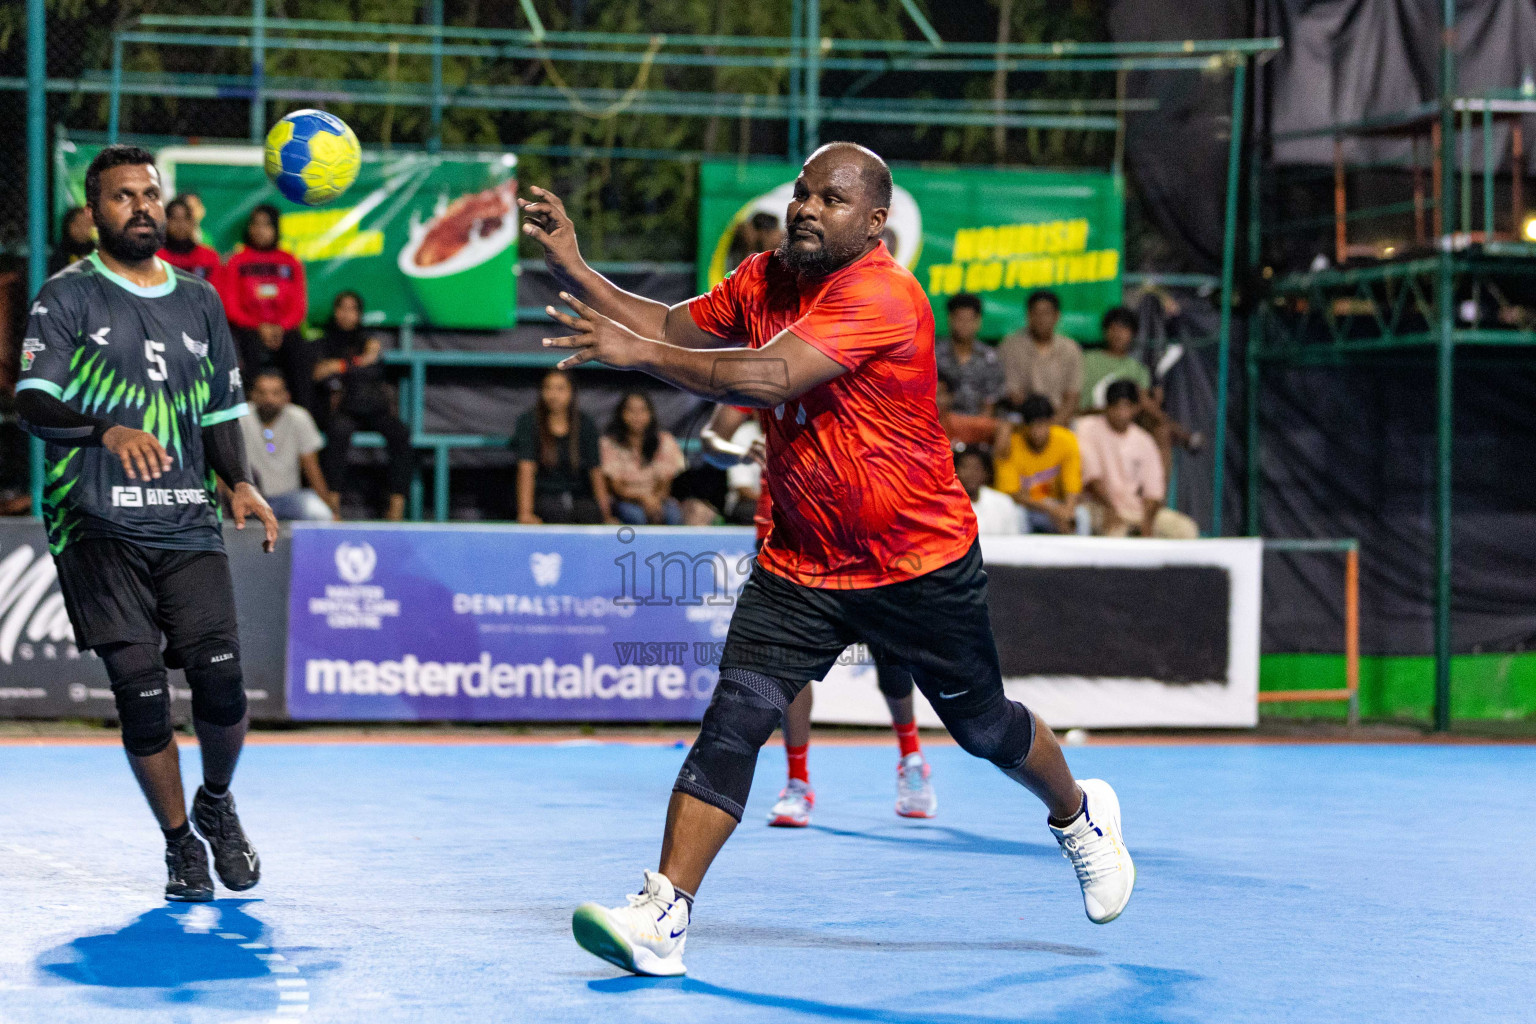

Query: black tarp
left=1269, top=0, right=1536, bottom=168
left=1108, top=0, right=1253, bottom=274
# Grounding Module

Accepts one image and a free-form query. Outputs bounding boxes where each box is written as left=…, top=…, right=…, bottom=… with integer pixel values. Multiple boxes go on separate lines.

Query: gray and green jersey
left=18, top=252, right=248, bottom=554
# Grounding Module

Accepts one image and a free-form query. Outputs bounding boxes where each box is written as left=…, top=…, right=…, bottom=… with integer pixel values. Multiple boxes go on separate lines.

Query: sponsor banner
left=818, top=536, right=1263, bottom=729
left=285, top=524, right=758, bottom=721
left=56, top=138, right=518, bottom=329
left=698, top=161, right=1124, bottom=342
left=0, top=520, right=289, bottom=720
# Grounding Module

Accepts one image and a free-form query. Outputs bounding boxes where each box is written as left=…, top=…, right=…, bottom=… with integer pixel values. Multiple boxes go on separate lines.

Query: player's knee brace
left=182, top=643, right=247, bottom=728
left=674, top=669, right=797, bottom=822
left=100, top=642, right=174, bottom=758
left=938, top=689, right=1035, bottom=771
left=875, top=663, right=915, bottom=701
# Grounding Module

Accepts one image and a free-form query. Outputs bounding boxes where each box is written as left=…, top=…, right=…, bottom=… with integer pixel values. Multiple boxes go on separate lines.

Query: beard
left=96, top=213, right=166, bottom=262
left=164, top=234, right=195, bottom=254
left=774, top=227, right=867, bottom=278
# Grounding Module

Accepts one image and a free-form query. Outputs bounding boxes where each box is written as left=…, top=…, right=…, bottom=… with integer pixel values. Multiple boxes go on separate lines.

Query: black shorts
left=54, top=538, right=239, bottom=663
left=720, top=539, right=999, bottom=716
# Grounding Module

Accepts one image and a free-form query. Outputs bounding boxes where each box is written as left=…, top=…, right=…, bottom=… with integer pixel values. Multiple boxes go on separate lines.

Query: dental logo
left=334, top=542, right=377, bottom=584
left=530, top=552, right=562, bottom=587
left=182, top=332, right=209, bottom=359
left=313, top=542, right=397, bottom=630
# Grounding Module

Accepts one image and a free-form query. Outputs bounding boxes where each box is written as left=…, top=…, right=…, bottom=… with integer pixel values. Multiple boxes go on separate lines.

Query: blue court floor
left=1, top=740, right=1531, bottom=1024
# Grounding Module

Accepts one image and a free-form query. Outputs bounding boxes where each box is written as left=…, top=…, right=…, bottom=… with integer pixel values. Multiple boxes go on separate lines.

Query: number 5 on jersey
left=144, top=339, right=168, bottom=382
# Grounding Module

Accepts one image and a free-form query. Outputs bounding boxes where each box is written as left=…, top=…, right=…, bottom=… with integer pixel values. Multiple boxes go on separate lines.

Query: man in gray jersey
left=16, top=145, right=279, bottom=902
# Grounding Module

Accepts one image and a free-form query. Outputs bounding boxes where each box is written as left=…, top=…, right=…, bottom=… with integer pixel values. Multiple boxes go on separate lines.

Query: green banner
left=698, top=161, right=1123, bottom=342
left=55, top=139, right=518, bottom=329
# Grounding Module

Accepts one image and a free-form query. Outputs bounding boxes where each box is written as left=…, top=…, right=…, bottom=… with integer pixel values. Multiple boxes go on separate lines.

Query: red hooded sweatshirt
left=158, top=242, right=222, bottom=282
left=217, top=245, right=308, bottom=331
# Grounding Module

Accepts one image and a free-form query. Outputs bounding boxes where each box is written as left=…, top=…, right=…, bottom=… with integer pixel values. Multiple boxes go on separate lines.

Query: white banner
left=814, top=536, right=1263, bottom=730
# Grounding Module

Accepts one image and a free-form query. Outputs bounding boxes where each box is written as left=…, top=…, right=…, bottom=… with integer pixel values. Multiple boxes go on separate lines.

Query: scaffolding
left=1248, top=1, right=1533, bottom=730
left=15, top=3, right=1279, bottom=535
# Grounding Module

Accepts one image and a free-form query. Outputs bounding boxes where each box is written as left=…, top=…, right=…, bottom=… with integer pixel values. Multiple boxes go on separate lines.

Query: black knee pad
left=939, top=690, right=1035, bottom=771
left=674, top=669, right=797, bottom=822
left=875, top=663, right=914, bottom=700
left=182, top=643, right=247, bottom=728
left=100, top=642, right=173, bottom=757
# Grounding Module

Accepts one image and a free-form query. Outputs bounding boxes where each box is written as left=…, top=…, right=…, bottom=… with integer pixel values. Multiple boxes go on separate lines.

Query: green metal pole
left=248, top=0, right=266, bottom=142
left=108, top=35, right=123, bottom=143
left=1434, top=0, right=1456, bottom=731
left=804, top=0, right=821, bottom=155
left=26, top=0, right=46, bottom=519
left=1246, top=309, right=1262, bottom=536
left=787, top=0, right=803, bottom=164
left=1482, top=99, right=1494, bottom=237
left=1212, top=58, right=1247, bottom=537
left=428, top=0, right=443, bottom=153
left=1246, top=59, right=1264, bottom=537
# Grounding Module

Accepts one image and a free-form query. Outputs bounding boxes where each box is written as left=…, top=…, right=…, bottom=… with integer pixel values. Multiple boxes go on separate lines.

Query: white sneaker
left=1049, top=778, right=1135, bottom=924
left=894, top=752, right=938, bottom=818
left=767, top=778, right=815, bottom=827
left=571, top=870, right=689, bottom=976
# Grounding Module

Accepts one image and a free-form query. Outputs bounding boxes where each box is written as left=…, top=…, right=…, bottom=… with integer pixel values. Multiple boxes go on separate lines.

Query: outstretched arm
left=519, top=187, right=726, bottom=351
left=543, top=293, right=845, bottom=408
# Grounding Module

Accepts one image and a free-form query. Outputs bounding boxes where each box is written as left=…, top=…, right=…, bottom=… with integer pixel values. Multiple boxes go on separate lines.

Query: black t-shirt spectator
left=512, top=410, right=601, bottom=497
left=321, top=324, right=389, bottom=415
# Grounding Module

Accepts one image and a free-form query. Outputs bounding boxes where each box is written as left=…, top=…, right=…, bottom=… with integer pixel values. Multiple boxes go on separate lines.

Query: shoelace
left=1059, top=830, right=1119, bottom=884
left=200, top=797, right=243, bottom=844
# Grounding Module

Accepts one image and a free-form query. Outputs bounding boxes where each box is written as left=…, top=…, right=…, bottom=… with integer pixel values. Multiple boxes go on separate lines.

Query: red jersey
left=157, top=243, right=222, bottom=282
left=217, top=245, right=307, bottom=331
left=691, top=243, right=977, bottom=589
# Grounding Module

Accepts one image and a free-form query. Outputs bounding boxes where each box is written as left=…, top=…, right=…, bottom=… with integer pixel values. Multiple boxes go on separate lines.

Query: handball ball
left=264, top=109, right=360, bottom=206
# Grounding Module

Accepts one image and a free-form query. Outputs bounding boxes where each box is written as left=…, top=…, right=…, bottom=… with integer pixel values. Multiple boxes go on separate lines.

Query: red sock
left=893, top=721, right=921, bottom=758
left=786, top=743, right=810, bottom=784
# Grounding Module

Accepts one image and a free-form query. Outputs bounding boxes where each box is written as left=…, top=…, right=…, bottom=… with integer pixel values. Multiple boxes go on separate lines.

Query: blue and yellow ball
left=263, top=110, right=361, bottom=206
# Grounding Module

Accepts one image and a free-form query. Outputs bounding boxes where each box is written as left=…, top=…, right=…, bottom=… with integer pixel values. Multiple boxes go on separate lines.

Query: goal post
left=1258, top=539, right=1361, bottom=726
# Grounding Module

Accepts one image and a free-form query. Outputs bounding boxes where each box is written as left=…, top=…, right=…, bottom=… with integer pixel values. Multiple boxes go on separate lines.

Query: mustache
left=788, top=220, right=822, bottom=238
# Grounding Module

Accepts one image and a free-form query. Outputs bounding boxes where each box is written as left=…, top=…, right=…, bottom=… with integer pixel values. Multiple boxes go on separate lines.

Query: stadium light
left=1523, top=213, right=1536, bottom=243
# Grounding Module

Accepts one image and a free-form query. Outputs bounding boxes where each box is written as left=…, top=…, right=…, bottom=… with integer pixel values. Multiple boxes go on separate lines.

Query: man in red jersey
left=520, top=143, right=1134, bottom=978
left=157, top=198, right=221, bottom=282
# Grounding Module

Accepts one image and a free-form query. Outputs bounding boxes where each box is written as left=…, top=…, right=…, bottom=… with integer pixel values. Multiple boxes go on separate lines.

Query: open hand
left=231, top=481, right=279, bottom=552
left=543, top=293, right=649, bottom=370
left=102, top=425, right=173, bottom=481
left=519, top=187, right=584, bottom=281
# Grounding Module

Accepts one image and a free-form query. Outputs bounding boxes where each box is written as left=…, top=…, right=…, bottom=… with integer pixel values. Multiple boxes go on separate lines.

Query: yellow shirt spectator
left=995, top=424, right=1082, bottom=502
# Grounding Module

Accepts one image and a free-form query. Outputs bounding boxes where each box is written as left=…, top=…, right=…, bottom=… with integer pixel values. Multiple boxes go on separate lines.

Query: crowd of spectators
left=938, top=289, right=1201, bottom=539
left=28, top=203, right=1202, bottom=539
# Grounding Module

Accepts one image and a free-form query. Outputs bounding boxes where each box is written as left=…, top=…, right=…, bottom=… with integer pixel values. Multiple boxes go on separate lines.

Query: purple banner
left=285, top=524, right=758, bottom=721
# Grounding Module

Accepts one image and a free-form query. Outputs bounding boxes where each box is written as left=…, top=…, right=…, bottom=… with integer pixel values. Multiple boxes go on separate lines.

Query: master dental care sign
left=284, top=524, right=755, bottom=721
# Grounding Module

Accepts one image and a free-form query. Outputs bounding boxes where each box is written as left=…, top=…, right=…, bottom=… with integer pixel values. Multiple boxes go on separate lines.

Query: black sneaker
left=165, top=832, right=215, bottom=902
left=191, top=786, right=261, bottom=891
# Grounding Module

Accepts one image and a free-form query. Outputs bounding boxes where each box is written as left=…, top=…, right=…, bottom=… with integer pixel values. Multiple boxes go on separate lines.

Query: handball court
left=1, top=732, right=1531, bottom=1024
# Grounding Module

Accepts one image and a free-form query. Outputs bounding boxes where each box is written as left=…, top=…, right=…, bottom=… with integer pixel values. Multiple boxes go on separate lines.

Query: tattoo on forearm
left=709, top=355, right=791, bottom=405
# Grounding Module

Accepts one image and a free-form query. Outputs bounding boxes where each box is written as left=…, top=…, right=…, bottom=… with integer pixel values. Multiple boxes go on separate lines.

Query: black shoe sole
left=165, top=888, right=214, bottom=903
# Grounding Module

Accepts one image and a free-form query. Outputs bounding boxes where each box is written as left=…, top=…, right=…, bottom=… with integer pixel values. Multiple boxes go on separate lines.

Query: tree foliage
left=3, top=0, right=1117, bottom=260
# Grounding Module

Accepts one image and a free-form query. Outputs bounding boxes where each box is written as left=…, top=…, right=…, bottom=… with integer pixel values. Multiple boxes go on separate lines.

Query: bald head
left=805, top=142, right=893, bottom=211
left=777, top=142, right=892, bottom=278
